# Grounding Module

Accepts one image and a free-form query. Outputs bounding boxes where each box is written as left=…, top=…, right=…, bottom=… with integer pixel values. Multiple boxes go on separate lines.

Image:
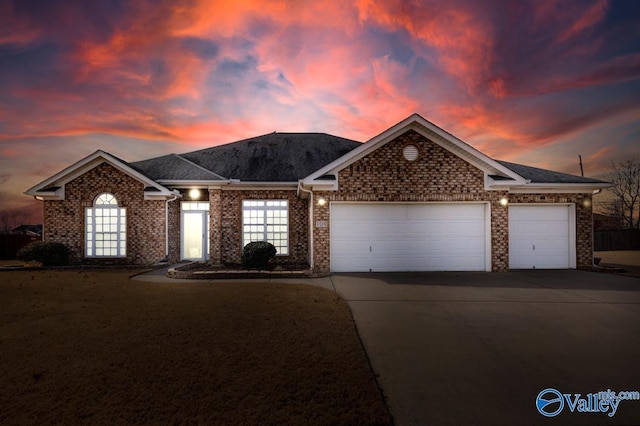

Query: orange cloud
left=588, top=145, right=615, bottom=162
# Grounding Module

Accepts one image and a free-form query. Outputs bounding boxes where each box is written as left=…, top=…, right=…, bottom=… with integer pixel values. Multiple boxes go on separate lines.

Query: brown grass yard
left=0, top=270, right=391, bottom=425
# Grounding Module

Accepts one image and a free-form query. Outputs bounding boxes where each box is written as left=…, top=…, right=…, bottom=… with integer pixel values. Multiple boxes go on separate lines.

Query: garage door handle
left=532, top=244, right=535, bottom=251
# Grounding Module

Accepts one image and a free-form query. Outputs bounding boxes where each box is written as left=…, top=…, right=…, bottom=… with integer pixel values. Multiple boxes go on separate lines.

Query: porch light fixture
left=189, top=189, right=201, bottom=200
left=499, top=197, right=508, bottom=207
left=317, top=197, right=326, bottom=206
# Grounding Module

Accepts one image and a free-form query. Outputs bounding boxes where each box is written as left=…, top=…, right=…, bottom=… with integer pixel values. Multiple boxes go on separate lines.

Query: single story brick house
left=25, top=114, right=609, bottom=272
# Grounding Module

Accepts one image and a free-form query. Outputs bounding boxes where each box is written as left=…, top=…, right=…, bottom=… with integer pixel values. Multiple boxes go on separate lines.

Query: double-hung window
left=85, top=193, right=126, bottom=257
left=242, top=200, right=288, bottom=255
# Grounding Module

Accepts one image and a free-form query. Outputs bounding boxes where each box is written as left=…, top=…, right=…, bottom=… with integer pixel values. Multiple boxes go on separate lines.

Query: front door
left=181, top=210, right=208, bottom=261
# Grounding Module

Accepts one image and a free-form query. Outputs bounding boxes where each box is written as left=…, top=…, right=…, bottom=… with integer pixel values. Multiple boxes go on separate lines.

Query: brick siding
left=44, top=162, right=166, bottom=265
left=213, top=190, right=309, bottom=266
left=311, top=129, right=593, bottom=273
left=42, top=131, right=593, bottom=271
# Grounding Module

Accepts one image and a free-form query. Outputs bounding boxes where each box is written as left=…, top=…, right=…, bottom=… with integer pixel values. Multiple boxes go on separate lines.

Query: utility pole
left=578, top=154, right=584, bottom=177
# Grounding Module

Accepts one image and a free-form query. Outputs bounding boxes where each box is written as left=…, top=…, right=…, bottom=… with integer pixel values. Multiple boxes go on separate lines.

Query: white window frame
left=85, top=193, right=126, bottom=258
left=242, top=200, right=289, bottom=256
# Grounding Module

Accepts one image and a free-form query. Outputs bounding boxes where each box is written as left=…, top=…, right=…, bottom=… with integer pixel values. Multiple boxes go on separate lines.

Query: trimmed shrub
left=242, top=241, right=277, bottom=269
left=16, top=241, right=71, bottom=266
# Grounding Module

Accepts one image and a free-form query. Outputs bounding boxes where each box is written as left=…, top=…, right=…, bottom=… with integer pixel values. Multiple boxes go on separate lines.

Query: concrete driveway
left=331, top=271, right=640, bottom=425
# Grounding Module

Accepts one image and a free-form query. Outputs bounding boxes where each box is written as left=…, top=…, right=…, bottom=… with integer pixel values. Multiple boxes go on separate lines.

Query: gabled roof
left=24, top=150, right=173, bottom=200
left=301, top=113, right=610, bottom=193
left=303, top=113, right=526, bottom=187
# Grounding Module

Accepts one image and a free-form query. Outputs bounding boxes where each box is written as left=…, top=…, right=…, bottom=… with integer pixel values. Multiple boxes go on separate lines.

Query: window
left=85, top=193, right=126, bottom=257
left=242, top=200, right=288, bottom=255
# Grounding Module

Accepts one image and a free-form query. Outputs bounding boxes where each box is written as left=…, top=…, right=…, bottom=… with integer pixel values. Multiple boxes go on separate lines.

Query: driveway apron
left=331, top=271, right=640, bottom=426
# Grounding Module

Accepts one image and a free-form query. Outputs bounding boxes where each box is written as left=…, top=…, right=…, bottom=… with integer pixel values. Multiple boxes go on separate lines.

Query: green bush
left=16, top=241, right=71, bottom=266
left=242, top=241, right=277, bottom=269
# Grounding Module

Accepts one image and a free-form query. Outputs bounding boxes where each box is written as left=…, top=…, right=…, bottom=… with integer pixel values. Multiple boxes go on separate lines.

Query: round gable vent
left=403, top=144, right=419, bottom=161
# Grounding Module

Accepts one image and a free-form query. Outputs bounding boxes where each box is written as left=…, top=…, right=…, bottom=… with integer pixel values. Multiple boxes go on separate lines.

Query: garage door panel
left=509, top=205, right=572, bottom=269
left=330, top=203, right=487, bottom=272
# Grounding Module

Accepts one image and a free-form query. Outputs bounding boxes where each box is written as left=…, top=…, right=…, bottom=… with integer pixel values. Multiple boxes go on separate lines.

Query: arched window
left=85, top=193, right=126, bottom=257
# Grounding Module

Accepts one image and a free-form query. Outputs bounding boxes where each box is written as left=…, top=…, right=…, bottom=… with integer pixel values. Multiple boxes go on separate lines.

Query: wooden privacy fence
left=594, top=229, right=640, bottom=251
left=0, top=234, right=41, bottom=259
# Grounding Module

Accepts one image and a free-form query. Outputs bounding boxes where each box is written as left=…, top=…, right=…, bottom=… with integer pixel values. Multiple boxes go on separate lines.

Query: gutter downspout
left=297, top=181, right=314, bottom=270
left=165, top=190, right=182, bottom=260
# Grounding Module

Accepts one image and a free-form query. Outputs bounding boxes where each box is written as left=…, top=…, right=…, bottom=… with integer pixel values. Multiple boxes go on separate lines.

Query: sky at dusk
left=1, top=0, right=639, bottom=225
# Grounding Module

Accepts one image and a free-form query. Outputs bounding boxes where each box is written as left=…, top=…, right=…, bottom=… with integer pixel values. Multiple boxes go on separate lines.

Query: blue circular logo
left=536, top=388, right=564, bottom=417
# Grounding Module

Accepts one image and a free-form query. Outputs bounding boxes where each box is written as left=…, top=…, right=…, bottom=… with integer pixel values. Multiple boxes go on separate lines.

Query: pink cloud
left=557, top=0, right=608, bottom=42
left=0, top=1, right=41, bottom=46
left=0, top=0, right=637, bottom=210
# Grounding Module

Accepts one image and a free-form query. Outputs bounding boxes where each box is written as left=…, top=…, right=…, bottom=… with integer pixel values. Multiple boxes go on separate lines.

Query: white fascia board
left=24, top=149, right=172, bottom=199
left=222, top=181, right=299, bottom=191
left=302, top=120, right=410, bottom=185
left=308, top=180, right=338, bottom=191
left=27, top=186, right=65, bottom=200
left=157, top=180, right=230, bottom=187
left=507, top=182, right=612, bottom=194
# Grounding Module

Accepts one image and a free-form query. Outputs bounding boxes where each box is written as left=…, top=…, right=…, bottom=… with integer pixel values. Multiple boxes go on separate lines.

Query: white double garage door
left=330, top=203, right=575, bottom=272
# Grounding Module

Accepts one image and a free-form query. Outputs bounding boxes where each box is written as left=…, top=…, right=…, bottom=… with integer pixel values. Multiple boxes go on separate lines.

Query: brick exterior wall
left=214, top=190, right=309, bottom=266
left=509, top=193, right=593, bottom=268
left=167, top=197, right=180, bottom=263
left=44, top=162, right=166, bottom=265
left=311, top=129, right=593, bottom=273
left=41, top=131, right=594, bottom=271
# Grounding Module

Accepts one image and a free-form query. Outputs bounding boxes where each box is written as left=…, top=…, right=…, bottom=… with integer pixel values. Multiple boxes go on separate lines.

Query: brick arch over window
left=85, top=192, right=127, bottom=257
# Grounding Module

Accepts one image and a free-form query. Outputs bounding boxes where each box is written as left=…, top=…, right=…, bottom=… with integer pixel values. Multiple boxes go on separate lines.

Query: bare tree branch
left=608, top=159, right=640, bottom=229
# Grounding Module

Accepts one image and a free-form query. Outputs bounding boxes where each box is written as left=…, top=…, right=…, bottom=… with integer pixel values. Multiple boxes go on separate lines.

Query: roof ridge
left=178, top=131, right=361, bottom=156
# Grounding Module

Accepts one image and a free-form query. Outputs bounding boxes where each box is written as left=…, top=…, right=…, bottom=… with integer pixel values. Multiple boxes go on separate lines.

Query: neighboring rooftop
left=497, top=160, right=608, bottom=184
left=131, top=133, right=361, bottom=182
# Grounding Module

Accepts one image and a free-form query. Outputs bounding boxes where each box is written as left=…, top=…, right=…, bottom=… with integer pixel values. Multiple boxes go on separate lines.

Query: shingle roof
left=129, top=131, right=606, bottom=186
left=131, top=154, right=225, bottom=181
left=133, top=133, right=361, bottom=182
left=497, top=160, right=607, bottom=184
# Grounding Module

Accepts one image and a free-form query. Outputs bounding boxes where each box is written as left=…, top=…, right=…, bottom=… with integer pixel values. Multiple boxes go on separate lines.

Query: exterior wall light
left=189, top=189, right=201, bottom=200
left=499, top=197, right=508, bottom=207
left=317, top=197, right=326, bottom=206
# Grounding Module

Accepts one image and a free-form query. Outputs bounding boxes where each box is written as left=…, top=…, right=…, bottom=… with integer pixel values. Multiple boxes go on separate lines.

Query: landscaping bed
left=170, top=261, right=315, bottom=279
left=0, top=270, right=391, bottom=425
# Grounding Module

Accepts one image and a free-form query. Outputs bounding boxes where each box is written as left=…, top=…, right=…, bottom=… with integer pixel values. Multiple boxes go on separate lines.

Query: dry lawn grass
left=0, top=270, right=391, bottom=425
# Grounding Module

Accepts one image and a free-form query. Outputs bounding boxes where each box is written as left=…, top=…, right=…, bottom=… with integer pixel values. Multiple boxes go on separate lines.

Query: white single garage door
left=509, top=205, right=574, bottom=269
left=330, top=203, right=488, bottom=272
